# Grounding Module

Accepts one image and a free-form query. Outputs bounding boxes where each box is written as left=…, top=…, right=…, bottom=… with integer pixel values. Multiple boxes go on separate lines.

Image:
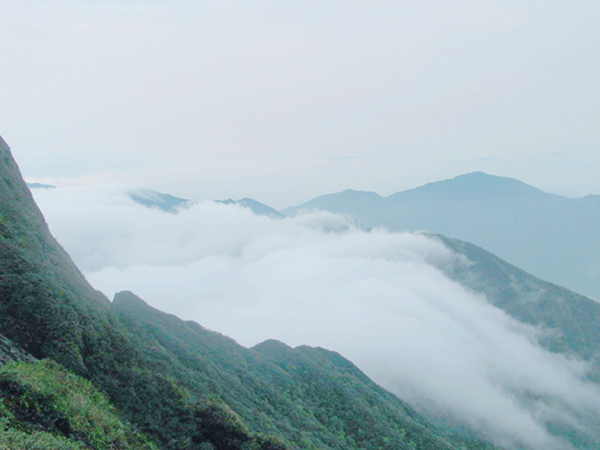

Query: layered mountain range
left=284, top=172, right=600, bottom=300
left=4, top=134, right=600, bottom=449
left=1, top=138, right=497, bottom=448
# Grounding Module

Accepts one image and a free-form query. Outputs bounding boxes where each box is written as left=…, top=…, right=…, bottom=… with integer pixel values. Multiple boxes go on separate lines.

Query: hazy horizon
left=21, top=169, right=600, bottom=212
left=2, top=0, right=600, bottom=208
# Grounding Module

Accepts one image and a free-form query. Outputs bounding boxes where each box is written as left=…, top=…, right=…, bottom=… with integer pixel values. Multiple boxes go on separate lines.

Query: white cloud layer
left=32, top=185, right=600, bottom=450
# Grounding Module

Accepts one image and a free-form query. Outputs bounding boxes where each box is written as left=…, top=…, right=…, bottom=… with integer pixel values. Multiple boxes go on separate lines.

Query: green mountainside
left=0, top=358, right=157, bottom=449
left=282, top=172, right=600, bottom=300
left=0, top=334, right=36, bottom=366
left=435, top=234, right=600, bottom=380
left=1, top=136, right=235, bottom=448
left=113, top=290, right=461, bottom=450
left=1, top=137, right=494, bottom=447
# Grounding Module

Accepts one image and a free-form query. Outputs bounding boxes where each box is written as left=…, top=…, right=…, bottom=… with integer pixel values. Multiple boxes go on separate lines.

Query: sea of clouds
left=32, top=185, right=600, bottom=450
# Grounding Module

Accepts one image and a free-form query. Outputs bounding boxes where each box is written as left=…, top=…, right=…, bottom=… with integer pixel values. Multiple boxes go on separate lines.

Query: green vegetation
left=0, top=137, right=502, bottom=449
left=436, top=234, right=600, bottom=380
left=112, top=291, right=466, bottom=449
left=0, top=359, right=155, bottom=449
left=0, top=140, right=284, bottom=449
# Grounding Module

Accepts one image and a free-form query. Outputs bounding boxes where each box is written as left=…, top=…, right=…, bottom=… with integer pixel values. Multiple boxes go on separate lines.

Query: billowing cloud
left=32, top=186, right=600, bottom=449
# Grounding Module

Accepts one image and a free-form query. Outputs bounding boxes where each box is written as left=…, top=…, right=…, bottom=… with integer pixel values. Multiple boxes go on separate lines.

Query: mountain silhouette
left=284, top=172, right=600, bottom=300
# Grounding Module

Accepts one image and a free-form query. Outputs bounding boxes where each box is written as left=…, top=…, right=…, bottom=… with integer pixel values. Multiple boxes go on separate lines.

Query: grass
left=0, top=359, right=157, bottom=449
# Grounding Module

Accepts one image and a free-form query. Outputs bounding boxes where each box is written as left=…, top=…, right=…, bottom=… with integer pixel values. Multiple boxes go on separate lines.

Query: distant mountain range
left=217, top=198, right=285, bottom=219
left=128, top=188, right=193, bottom=214
left=26, top=182, right=56, bottom=189
left=283, top=172, right=600, bottom=300
left=128, top=188, right=284, bottom=219
left=6, top=133, right=600, bottom=449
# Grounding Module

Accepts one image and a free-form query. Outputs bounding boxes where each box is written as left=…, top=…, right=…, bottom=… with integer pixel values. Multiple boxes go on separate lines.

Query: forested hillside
left=1, top=136, right=497, bottom=448
left=113, top=290, right=464, bottom=450
left=436, top=234, right=600, bottom=380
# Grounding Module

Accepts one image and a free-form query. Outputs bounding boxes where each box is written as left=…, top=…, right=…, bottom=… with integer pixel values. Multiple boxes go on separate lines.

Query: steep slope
left=0, top=334, right=36, bottom=365
left=435, top=234, right=600, bottom=378
left=0, top=135, right=117, bottom=372
left=113, top=290, right=468, bottom=450
left=1, top=136, right=236, bottom=448
left=251, top=340, right=465, bottom=450
left=0, top=359, right=157, bottom=449
left=429, top=234, right=600, bottom=448
left=284, top=172, right=600, bottom=299
left=1, top=135, right=488, bottom=448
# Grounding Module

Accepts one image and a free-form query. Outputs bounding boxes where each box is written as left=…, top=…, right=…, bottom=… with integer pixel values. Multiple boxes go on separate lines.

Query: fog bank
left=32, top=186, right=600, bottom=449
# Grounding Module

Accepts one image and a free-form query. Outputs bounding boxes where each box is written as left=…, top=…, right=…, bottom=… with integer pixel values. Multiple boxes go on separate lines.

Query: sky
left=1, top=0, right=600, bottom=208
left=31, top=185, right=600, bottom=450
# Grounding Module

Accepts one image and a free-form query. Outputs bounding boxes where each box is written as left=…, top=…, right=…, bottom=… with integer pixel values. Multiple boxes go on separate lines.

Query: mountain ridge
left=5, top=134, right=600, bottom=449
left=393, top=172, right=553, bottom=198
left=284, top=172, right=600, bottom=299
left=1, top=134, right=481, bottom=449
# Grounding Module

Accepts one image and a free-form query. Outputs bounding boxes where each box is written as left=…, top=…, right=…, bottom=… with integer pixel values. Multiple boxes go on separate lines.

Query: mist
left=32, top=185, right=600, bottom=450
left=5, top=0, right=600, bottom=205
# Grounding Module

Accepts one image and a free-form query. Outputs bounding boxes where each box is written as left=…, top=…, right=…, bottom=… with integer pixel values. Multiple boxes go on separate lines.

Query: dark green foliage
left=0, top=137, right=500, bottom=449
left=0, top=136, right=118, bottom=374
left=194, top=406, right=252, bottom=450
left=0, top=378, right=73, bottom=437
left=252, top=340, right=457, bottom=450
left=0, top=139, right=252, bottom=448
left=0, top=333, right=36, bottom=365
left=113, top=290, right=497, bottom=450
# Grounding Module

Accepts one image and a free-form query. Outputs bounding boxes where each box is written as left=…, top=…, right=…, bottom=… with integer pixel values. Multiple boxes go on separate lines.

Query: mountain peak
left=452, top=171, right=529, bottom=185
left=252, top=339, right=292, bottom=353
left=394, top=171, right=547, bottom=199
left=112, top=290, right=150, bottom=309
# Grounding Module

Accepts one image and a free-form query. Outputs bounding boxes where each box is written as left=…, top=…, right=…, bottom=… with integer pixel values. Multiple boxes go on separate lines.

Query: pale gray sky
left=2, top=0, right=599, bottom=208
